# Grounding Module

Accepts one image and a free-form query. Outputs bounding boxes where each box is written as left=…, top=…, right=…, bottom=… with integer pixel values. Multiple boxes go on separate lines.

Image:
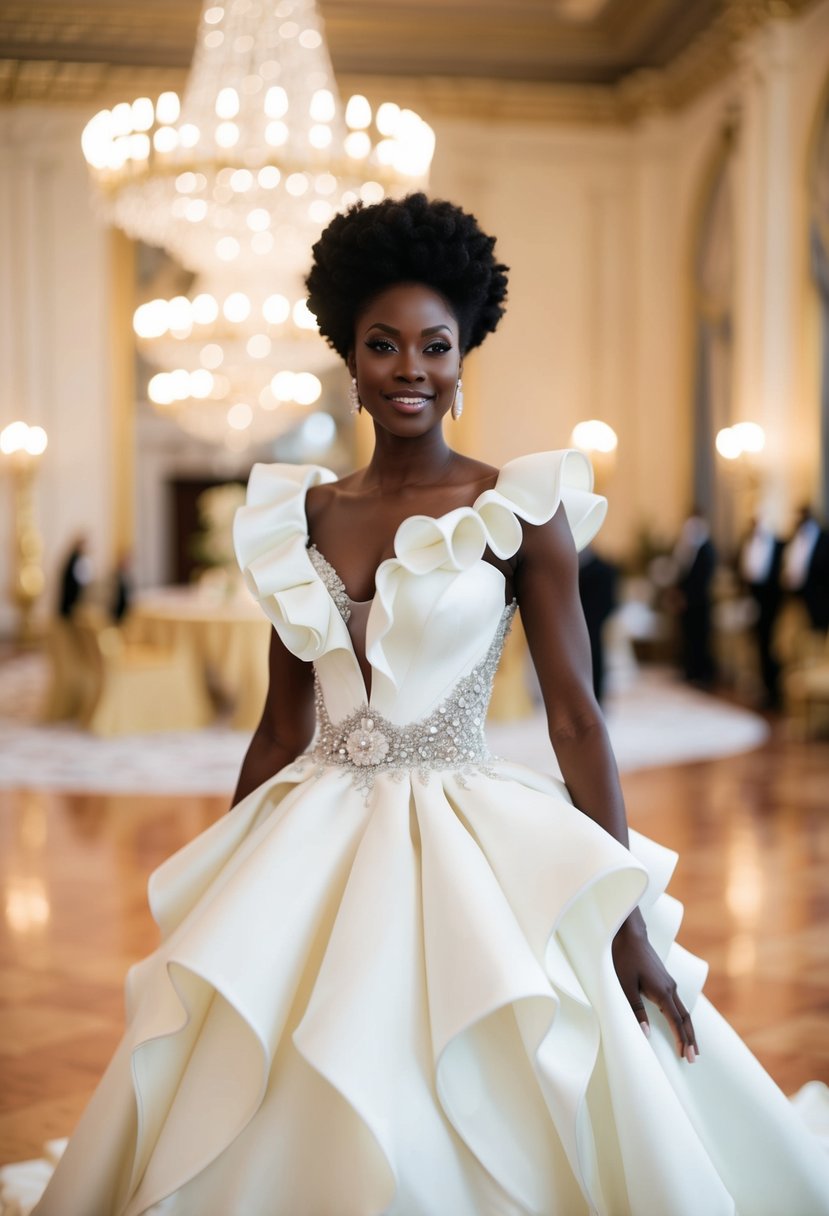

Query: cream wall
left=1, top=3, right=828, bottom=635
left=0, top=107, right=111, bottom=636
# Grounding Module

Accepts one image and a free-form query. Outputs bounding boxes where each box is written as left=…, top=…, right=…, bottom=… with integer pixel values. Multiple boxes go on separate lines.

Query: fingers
left=654, top=983, right=699, bottom=1061
left=628, top=993, right=651, bottom=1039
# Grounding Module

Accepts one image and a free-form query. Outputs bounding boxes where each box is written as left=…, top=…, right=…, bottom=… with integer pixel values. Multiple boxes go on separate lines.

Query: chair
left=782, top=624, right=829, bottom=739
left=73, top=616, right=213, bottom=736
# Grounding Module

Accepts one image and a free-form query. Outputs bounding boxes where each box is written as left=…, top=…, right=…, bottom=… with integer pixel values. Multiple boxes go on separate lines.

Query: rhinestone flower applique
left=344, top=718, right=389, bottom=766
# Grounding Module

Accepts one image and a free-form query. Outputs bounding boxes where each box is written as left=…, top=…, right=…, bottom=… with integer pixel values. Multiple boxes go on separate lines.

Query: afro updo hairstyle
left=305, top=192, right=508, bottom=360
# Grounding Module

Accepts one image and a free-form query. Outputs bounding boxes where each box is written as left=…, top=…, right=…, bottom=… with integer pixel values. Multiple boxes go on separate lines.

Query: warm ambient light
left=0, top=420, right=48, bottom=459
left=716, top=422, right=765, bottom=461
left=570, top=419, right=618, bottom=454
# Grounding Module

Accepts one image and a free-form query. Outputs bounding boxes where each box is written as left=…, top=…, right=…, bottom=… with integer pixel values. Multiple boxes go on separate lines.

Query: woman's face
left=348, top=282, right=462, bottom=435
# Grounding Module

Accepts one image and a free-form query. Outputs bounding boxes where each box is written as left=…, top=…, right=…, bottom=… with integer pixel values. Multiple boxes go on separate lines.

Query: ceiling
left=0, top=0, right=816, bottom=114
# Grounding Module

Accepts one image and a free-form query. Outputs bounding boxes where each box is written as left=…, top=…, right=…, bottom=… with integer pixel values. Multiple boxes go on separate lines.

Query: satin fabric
left=32, top=451, right=829, bottom=1216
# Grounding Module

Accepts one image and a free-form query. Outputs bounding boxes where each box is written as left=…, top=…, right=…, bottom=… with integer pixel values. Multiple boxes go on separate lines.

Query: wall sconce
left=1, top=420, right=48, bottom=642
left=570, top=419, right=618, bottom=491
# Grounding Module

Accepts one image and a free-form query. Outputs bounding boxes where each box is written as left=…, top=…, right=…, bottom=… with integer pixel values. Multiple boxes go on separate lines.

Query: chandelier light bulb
left=258, top=165, right=280, bottom=188
left=271, top=371, right=296, bottom=401
left=189, top=369, right=214, bottom=398
left=292, top=372, right=322, bottom=405
left=293, top=298, right=317, bottom=329
left=309, top=124, right=332, bottom=149
left=131, top=97, right=154, bottom=131
left=247, top=334, right=272, bottom=358
left=376, top=102, right=401, bottom=136
left=223, top=292, right=251, bottom=322
left=230, top=168, right=254, bottom=192
left=285, top=173, right=309, bottom=197
left=344, top=131, right=371, bottom=160
left=148, top=373, right=175, bottom=405
left=265, top=120, right=289, bottom=147
left=200, top=343, right=224, bottom=369
left=299, top=29, right=322, bottom=49
left=25, top=426, right=48, bottom=457
left=264, top=86, right=289, bottom=118
left=216, top=236, right=240, bottom=260
left=178, top=123, right=201, bottom=148
left=155, top=91, right=181, bottom=124
left=263, top=294, right=290, bottom=324
left=227, top=402, right=253, bottom=429
left=191, top=293, right=219, bottom=324
left=246, top=207, right=271, bottom=231
left=309, top=89, right=335, bottom=122
left=215, top=121, right=240, bottom=148
left=345, top=95, right=371, bottom=130
left=215, top=87, right=240, bottom=119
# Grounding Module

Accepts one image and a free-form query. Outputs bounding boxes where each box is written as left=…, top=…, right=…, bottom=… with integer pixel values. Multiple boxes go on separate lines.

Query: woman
left=29, top=195, right=829, bottom=1215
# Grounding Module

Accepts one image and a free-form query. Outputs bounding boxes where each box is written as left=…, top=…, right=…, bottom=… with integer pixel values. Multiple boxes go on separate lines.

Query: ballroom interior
left=1, top=0, right=829, bottom=1189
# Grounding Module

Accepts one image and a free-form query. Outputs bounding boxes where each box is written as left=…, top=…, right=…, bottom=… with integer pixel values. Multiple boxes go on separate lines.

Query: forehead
left=356, top=282, right=459, bottom=333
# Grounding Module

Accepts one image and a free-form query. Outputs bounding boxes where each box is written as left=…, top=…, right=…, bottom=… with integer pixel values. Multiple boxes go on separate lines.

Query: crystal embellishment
left=307, top=543, right=351, bottom=622
left=305, top=601, right=516, bottom=791
left=344, top=718, right=390, bottom=766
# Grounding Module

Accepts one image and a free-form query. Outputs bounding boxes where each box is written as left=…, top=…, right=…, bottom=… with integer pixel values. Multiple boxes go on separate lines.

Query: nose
left=394, top=347, right=426, bottom=382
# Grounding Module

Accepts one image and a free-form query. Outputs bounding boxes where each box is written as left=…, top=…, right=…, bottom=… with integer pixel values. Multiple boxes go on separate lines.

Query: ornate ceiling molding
left=0, top=0, right=820, bottom=121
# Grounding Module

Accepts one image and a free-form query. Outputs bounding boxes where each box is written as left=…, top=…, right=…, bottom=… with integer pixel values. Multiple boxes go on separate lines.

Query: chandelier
left=80, top=0, right=436, bottom=447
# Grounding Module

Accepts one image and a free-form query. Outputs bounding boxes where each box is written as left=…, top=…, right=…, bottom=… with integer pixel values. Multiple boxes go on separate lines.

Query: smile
left=384, top=393, right=434, bottom=413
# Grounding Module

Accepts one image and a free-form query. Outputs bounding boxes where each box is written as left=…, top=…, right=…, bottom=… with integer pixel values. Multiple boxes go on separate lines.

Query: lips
left=384, top=392, right=435, bottom=414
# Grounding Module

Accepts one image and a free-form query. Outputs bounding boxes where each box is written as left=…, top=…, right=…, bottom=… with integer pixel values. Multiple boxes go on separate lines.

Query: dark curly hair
left=305, top=193, right=509, bottom=359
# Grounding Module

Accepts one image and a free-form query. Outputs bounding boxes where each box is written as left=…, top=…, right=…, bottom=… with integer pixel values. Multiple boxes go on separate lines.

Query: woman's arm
left=514, top=504, right=698, bottom=1061
left=230, top=627, right=316, bottom=807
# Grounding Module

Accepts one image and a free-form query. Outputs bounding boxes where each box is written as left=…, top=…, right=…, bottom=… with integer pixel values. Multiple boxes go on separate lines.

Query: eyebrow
left=365, top=322, right=453, bottom=337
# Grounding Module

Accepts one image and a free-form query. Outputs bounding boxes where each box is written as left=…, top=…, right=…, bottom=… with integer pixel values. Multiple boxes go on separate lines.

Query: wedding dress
left=19, top=451, right=829, bottom=1215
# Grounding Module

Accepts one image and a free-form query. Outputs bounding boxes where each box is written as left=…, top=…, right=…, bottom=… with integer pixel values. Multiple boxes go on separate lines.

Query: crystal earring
left=451, top=378, right=464, bottom=421
left=349, top=377, right=361, bottom=414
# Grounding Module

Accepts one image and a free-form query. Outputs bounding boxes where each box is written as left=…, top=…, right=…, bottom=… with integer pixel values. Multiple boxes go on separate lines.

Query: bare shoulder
left=305, top=470, right=362, bottom=529
left=449, top=452, right=500, bottom=493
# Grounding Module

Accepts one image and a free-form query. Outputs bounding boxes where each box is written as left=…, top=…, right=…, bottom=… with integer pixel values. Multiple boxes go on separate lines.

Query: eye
left=365, top=337, right=396, bottom=352
left=425, top=340, right=451, bottom=355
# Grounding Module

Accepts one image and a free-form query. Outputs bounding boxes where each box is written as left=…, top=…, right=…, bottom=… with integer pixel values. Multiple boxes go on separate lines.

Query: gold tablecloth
left=128, top=587, right=272, bottom=731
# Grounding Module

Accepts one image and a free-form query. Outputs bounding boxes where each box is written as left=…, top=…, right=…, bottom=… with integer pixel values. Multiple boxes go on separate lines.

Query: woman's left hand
left=612, top=911, right=699, bottom=1062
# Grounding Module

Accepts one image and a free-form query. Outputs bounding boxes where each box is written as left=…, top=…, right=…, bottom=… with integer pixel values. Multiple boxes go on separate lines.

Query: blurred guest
left=110, top=551, right=134, bottom=624
left=782, top=506, right=829, bottom=632
left=578, top=545, right=618, bottom=705
left=738, top=516, right=784, bottom=708
left=57, top=535, right=93, bottom=620
left=671, top=508, right=717, bottom=688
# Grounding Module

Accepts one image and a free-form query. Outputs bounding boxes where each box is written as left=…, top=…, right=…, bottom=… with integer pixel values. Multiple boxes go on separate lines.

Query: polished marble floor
left=1, top=728, right=828, bottom=1165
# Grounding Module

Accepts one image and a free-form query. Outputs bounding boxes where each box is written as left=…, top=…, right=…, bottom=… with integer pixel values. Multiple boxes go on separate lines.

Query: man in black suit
left=738, top=517, right=785, bottom=708
left=673, top=508, right=717, bottom=688
left=578, top=545, right=618, bottom=706
left=57, top=535, right=92, bottom=619
left=782, top=507, right=829, bottom=633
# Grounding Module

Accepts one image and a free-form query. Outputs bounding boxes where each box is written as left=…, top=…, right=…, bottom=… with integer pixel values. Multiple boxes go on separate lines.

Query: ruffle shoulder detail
left=233, top=462, right=350, bottom=661
left=393, top=448, right=606, bottom=575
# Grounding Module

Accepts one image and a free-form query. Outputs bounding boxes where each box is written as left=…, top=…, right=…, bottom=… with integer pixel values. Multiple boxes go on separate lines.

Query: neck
left=363, top=423, right=456, bottom=491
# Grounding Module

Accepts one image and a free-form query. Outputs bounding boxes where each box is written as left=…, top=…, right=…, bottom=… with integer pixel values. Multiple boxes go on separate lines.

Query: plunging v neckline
left=307, top=544, right=377, bottom=699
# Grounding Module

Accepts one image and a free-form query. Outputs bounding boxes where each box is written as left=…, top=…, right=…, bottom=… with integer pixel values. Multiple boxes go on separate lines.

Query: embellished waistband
left=303, top=602, right=515, bottom=791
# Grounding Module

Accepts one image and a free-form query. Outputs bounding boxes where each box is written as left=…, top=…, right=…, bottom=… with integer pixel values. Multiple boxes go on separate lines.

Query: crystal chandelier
left=80, top=0, right=436, bottom=447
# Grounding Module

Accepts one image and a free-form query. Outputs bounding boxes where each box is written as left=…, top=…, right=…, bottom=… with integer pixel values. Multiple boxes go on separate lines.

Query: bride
left=25, top=193, right=829, bottom=1215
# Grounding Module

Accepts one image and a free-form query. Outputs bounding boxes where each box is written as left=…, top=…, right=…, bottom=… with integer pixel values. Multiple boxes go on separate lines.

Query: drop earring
left=451, top=378, right=464, bottom=421
left=349, top=377, right=361, bottom=414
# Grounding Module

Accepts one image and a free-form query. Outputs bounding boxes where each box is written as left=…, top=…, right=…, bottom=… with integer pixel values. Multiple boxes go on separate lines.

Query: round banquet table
left=127, top=585, right=272, bottom=731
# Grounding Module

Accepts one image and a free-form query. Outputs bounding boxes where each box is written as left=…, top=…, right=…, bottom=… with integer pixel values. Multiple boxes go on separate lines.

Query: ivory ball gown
left=19, top=451, right=829, bottom=1215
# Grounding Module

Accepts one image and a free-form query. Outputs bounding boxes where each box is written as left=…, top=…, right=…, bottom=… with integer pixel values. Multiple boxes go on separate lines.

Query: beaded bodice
left=234, top=450, right=606, bottom=777
left=305, top=539, right=517, bottom=787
